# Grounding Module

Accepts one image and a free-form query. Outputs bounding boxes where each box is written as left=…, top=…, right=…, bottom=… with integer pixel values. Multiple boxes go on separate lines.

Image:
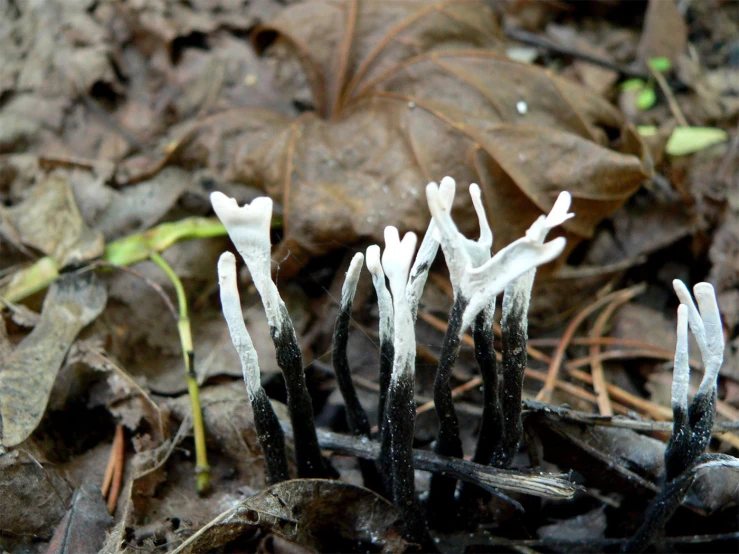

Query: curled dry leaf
left=0, top=446, right=73, bottom=539
left=0, top=272, right=107, bottom=447
left=46, top=483, right=113, bottom=554
left=174, top=479, right=403, bottom=554
left=172, top=0, right=651, bottom=275
left=0, top=174, right=104, bottom=267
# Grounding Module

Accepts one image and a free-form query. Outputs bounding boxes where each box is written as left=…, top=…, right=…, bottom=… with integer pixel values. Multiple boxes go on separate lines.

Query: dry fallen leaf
left=46, top=483, right=113, bottom=554
left=0, top=174, right=104, bottom=267
left=0, top=445, right=73, bottom=538
left=174, top=478, right=403, bottom=553
left=0, top=272, right=107, bottom=447
left=637, top=0, right=687, bottom=67
left=168, top=0, right=651, bottom=276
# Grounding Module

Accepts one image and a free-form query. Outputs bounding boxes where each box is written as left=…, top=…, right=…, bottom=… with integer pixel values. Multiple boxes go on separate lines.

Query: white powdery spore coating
left=407, top=177, right=456, bottom=317
left=218, top=252, right=261, bottom=399
left=469, top=183, right=493, bottom=251
left=694, top=282, right=724, bottom=394
left=672, top=304, right=690, bottom=414
left=367, top=245, right=394, bottom=344
left=502, top=269, right=534, bottom=326
left=341, top=253, right=364, bottom=308
left=381, top=227, right=418, bottom=384
left=462, top=237, right=566, bottom=331
left=210, top=192, right=284, bottom=331
left=672, top=279, right=709, bottom=361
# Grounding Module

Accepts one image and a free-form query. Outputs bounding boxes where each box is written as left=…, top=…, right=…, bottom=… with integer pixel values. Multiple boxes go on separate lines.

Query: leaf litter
left=0, top=0, right=738, bottom=551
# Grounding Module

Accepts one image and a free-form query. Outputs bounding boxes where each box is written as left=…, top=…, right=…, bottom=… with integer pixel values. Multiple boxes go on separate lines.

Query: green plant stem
left=0, top=217, right=228, bottom=303
left=150, top=252, right=210, bottom=494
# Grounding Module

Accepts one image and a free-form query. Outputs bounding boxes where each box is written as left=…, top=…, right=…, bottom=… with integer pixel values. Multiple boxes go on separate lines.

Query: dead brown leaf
left=174, top=478, right=403, bottom=553
left=0, top=273, right=107, bottom=447
left=46, top=483, right=113, bottom=554
left=169, top=0, right=651, bottom=275
left=637, top=0, right=687, bottom=67
left=0, top=174, right=104, bottom=267
left=0, top=444, right=73, bottom=539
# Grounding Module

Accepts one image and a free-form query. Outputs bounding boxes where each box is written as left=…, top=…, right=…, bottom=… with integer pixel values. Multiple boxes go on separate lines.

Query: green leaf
left=666, top=127, right=729, bottom=156
left=621, top=78, right=646, bottom=92
left=648, top=57, right=671, bottom=73
left=637, top=125, right=658, bottom=137
left=637, top=87, right=657, bottom=111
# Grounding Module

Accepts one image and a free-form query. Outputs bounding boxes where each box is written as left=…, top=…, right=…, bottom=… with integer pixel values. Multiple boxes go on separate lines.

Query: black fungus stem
left=471, top=308, right=505, bottom=466
left=250, top=388, right=290, bottom=484
left=377, top=336, right=395, bottom=497
left=498, top=294, right=529, bottom=468
left=427, top=295, right=467, bottom=528
left=457, top=308, right=504, bottom=515
left=386, top=372, right=438, bottom=551
left=624, top=389, right=717, bottom=552
left=332, top=297, right=384, bottom=491
left=271, top=304, right=333, bottom=479
left=333, top=301, right=372, bottom=437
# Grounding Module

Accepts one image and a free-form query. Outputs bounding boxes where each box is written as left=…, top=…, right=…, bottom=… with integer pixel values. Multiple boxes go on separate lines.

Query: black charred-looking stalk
left=457, top=306, right=503, bottom=514
left=217, top=251, right=290, bottom=486
left=471, top=306, right=504, bottom=466
left=332, top=263, right=383, bottom=491
left=386, top=371, right=437, bottom=551
left=665, top=389, right=716, bottom=482
left=625, top=285, right=724, bottom=553
left=427, top=295, right=468, bottom=527
left=377, top=339, right=394, bottom=435
left=250, top=388, right=291, bottom=484
left=333, top=291, right=372, bottom=438
left=271, top=304, right=333, bottom=479
left=625, top=391, right=719, bottom=553
left=498, top=289, right=529, bottom=468
left=377, top=337, right=395, bottom=497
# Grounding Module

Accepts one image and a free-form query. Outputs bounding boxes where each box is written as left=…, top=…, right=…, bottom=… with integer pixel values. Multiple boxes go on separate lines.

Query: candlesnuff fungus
left=495, top=191, right=574, bottom=469
left=377, top=226, right=436, bottom=549
left=332, top=252, right=383, bottom=490
left=212, top=180, right=574, bottom=546
left=217, top=252, right=289, bottom=484
left=425, top=180, right=570, bottom=519
left=211, top=192, right=332, bottom=479
left=625, top=281, right=725, bottom=553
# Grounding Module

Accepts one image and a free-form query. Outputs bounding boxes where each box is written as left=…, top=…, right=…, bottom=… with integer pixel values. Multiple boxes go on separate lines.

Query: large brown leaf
left=173, top=0, right=651, bottom=275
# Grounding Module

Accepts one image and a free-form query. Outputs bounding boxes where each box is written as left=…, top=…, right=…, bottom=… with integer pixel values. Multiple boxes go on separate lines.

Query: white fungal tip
left=426, top=182, right=443, bottom=217
left=540, top=236, right=567, bottom=260
left=469, top=183, right=492, bottom=248
left=524, top=191, right=574, bottom=244
left=545, top=191, right=575, bottom=227
left=211, top=192, right=273, bottom=234
left=693, top=282, right=717, bottom=304
left=366, top=245, right=383, bottom=276
left=218, top=251, right=237, bottom=281
left=672, top=303, right=690, bottom=412
left=381, top=226, right=417, bottom=295
left=439, top=176, right=456, bottom=206
left=346, top=252, right=365, bottom=283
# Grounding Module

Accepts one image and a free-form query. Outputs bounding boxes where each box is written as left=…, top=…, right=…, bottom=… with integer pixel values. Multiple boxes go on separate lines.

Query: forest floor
left=1, top=0, right=738, bottom=552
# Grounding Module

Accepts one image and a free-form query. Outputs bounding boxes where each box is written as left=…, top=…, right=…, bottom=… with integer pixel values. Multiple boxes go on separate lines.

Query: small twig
left=304, top=428, right=577, bottom=500
left=649, top=63, right=689, bottom=127
left=536, top=283, right=646, bottom=402
left=103, top=424, right=125, bottom=514
left=504, top=27, right=651, bottom=80
left=588, top=288, right=643, bottom=416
